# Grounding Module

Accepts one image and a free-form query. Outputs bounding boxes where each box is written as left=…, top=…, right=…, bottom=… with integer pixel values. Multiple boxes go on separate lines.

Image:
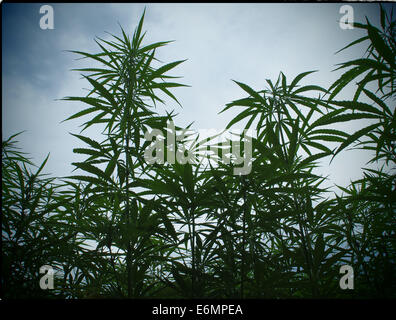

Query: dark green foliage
left=2, top=5, right=395, bottom=299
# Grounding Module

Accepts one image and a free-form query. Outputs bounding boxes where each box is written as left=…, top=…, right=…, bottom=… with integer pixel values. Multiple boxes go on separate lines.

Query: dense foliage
left=2, top=6, right=395, bottom=299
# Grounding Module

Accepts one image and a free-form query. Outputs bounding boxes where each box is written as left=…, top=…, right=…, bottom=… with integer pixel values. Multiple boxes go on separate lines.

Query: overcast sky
left=2, top=3, right=393, bottom=194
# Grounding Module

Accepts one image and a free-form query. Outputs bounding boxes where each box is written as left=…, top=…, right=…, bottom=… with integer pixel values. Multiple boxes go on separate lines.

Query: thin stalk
left=274, top=98, right=317, bottom=296
left=241, top=176, right=247, bottom=298
left=125, top=79, right=133, bottom=298
left=190, top=204, right=196, bottom=298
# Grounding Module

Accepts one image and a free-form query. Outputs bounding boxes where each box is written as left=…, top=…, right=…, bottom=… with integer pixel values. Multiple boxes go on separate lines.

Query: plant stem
left=241, top=176, right=247, bottom=298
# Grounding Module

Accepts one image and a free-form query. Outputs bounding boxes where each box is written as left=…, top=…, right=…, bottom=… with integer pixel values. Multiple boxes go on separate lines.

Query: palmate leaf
left=13, top=162, right=25, bottom=195
left=288, top=70, right=318, bottom=93
left=328, top=100, right=384, bottom=116
left=310, top=110, right=379, bottom=129
left=286, top=117, right=299, bottom=162
left=265, top=120, right=284, bottom=159
left=71, top=67, right=117, bottom=75
left=149, top=81, right=189, bottom=107
left=330, top=7, right=395, bottom=106
left=61, top=96, right=111, bottom=109
left=73, top=148, right=103, bottom=158
left=266, top=172, right=321, bottom=187
left=319, top=251, right=348, bottom=273
left=80, top=111, right=110, bottom=132
left=335, top=35, right=370, bottom=55
left=151, top=82, right=189, bottom=89
left=295, top=151, right=331, bottom=171
left=310, top=135, right=345, bottom=143
left=304, top=141, right=332, bottom=154
left=232, top=80, right=266, bottom=105
left=353, top=69, right=375, bottom=102
left=178, top=163, right=194, bottom=198
left=252, top=138, right=281, bottom=165
left=158, top=208, right=178, bottom=242
left=362, top=88, right=393, bottom=117
left=333, top=58, right=391, bottom=73
left=366, top=20, right=395, bottom=68
left=133, top=7, right=146, bottom=48
left=220, top=97, right=258, bottom=114
left=67, top=49, right=117, bottom=72
left=93, top=38, right=121, bottom=71
left=70, top=133, right=102, bottom=150
left=226, top=108, right=257, bottom=130
left=148, top=60, right=187, bottom=82
left=62, top=106, right=103, bottom=123
left=313, top=234, right=325, bottom=268
left=328, top=66, right=366, bottom=101
left=138, top=40, right=173, bottom=54
left=332, top=122, right=381, bottom=159
left=292, top=85, right=328, bottom=95
left=72, top=162, right=114, bottom=184
left=104, top=149, right=120, bottom=178
left=32, top=153, right=50, bottom=178
left=138, top=178, right=183, bottom=199
left=84, top=76, right=118, bottom=109
left=309, top=128, right=349, bottom=138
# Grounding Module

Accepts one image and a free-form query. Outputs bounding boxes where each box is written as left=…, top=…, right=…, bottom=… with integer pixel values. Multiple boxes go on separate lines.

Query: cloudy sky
left=2, top=3, right=393, bottom=194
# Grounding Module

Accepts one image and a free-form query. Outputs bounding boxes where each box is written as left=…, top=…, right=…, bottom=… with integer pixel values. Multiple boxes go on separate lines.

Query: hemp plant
left=2, top=4, right=394, bottom=299
left=61, top=10, right=187, bottom=297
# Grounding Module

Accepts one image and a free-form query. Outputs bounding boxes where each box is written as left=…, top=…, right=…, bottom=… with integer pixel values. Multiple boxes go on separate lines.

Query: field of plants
left=2, top=5, right=395, bottom=299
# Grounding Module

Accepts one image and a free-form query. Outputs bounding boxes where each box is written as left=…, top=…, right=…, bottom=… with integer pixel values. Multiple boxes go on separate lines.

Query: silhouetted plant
left=2, top=5, right=395, bottom=299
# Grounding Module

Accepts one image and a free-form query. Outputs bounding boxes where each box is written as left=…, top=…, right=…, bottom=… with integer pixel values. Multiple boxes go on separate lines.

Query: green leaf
left=287, top=117, right=299, bottom=161
left=71, top=133, right=102, bottom=150
left=333, top=122, right=381, bottom=158
left=104, top=149, right=120, bottom=178
left=380, top=4, right=386, bottom=30
left=84, top=76, right=118, bottom=109
left=292, top=85, right=327, bottom=95
left=296, top=152, right=331, bottom=170
left=363, top=89, right=393, bottom=117
left=62, top=106, right=102, bottom=122
left=160, top=210, right=178, bottom=242
left=305, top=141, right=332, bottom=154
left=311, top=111, right=379, bottom=128
left=35, top=153, right=50, bottom=177
left=67, top=175, right=107, bottom=186
left=328, top=66, right=365, bottom=100
left=310, top=135, right=345, bottom=143
left=72, top=162, right=113, bottom=184
left=148, top=60, right=187, bottom=82
left=266, top=172, right=319, bottom=186
left=182, top=163, right=194, bottom=197
left=329, top=100, right=384, bottom=116
left=309, top=129, right=349, bottom=138
left=232, top=80, right=266, bottom=105
left=68, top=50, right=117, bottom=71
left=333, top=58, right=390, bottom=73
left=14, top=163, right=25, bottom=195
left=288, top=70, right=318, bottom=93
left=313, top=234, right=325, bottom=267
left=138, top=41, right=173, bottom=54
left=226, top=108, right=256, bottom=130
left=335, top=36, right=369, bottom=55
left=133, top=8, right=146, bottom=48
left=366, top=22, right=395, bottom=68
left=73, top=148, right=103, bottom=158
